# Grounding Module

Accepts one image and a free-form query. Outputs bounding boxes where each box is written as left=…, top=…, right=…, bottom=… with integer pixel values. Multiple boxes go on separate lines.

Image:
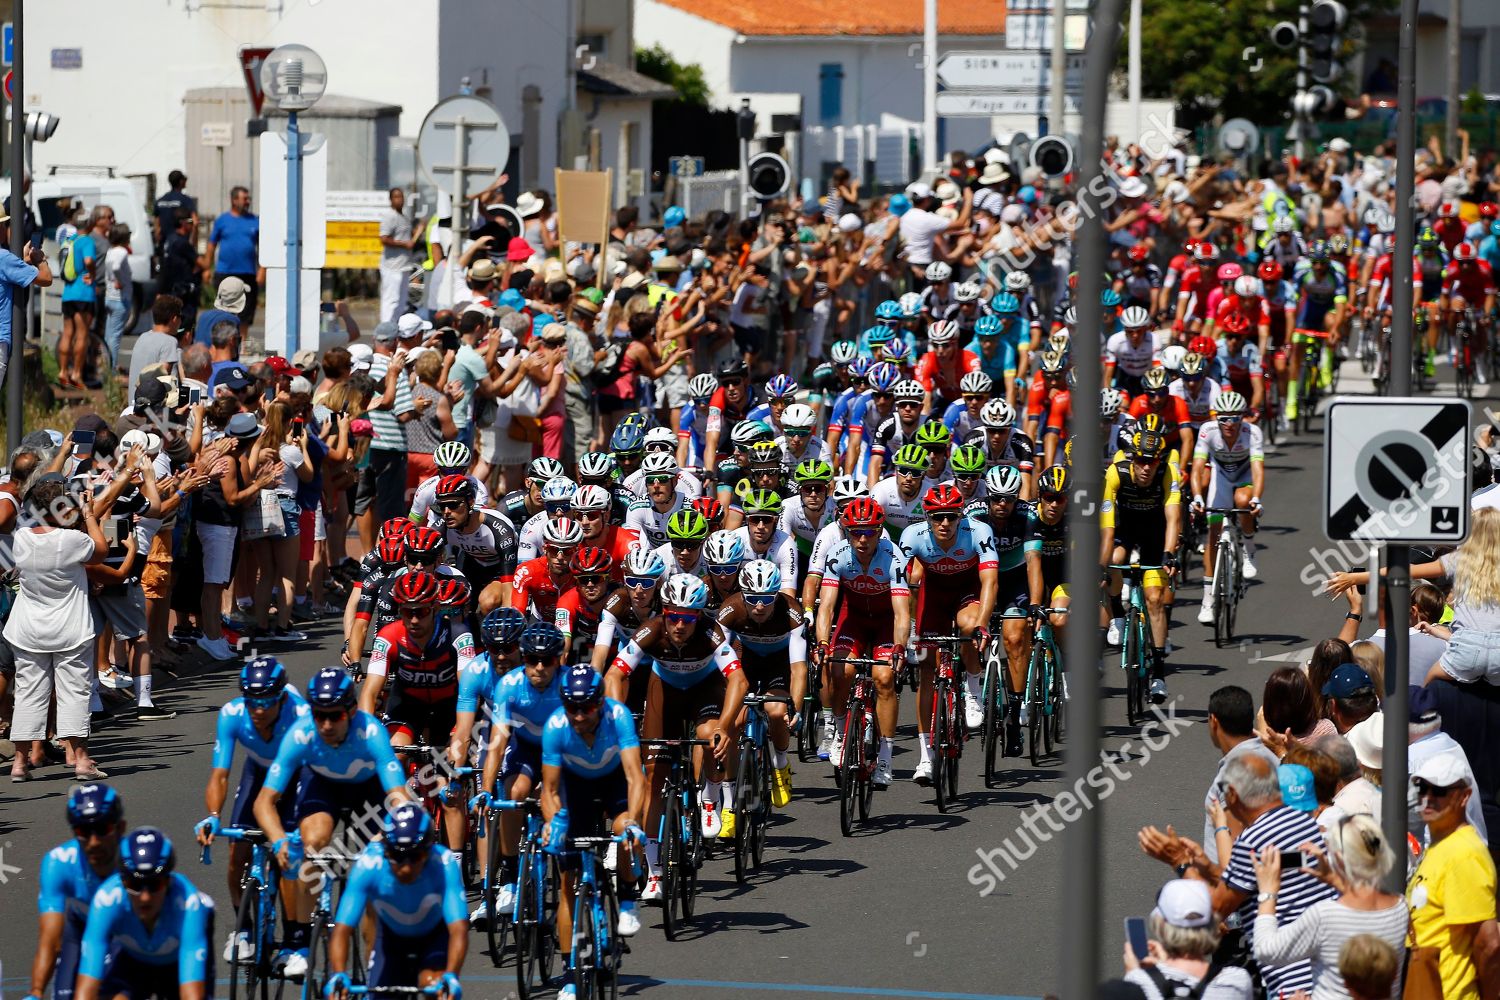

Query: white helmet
left=541, top=476, right=577, bottom=504
left=640, top=451, right=678, bottom=475
left=644, top=426, right=677, bottom=451
left=572, top=484, right=611, bottom=512
left=985, top=465, right=1024, bottom=498
left=927, top=319, right=959, bottom=344
left=898, top=292, right=924, bottom=317
left=925, top=261, right=953, bottom=283
left=832, top=474, right=869, bottom=503
left=893, top=379, right=926, bottom=402
left=529, top=457, right=567, bottom=484
left=959, top=371, right=994, bottom=395
left=1233, top=275, right=1261, bottom=298
left=623, top=545, right=667, bottom=578
left=704, top=530, right=745, bottom=567
left=1048, top=330, right=1071, bottom=353
left=739, top=558, right=782, bottom=596
left=1160, top=345, right=1187, bottom=373
left=830, top=341, right=859, bottom=365
left=1213, top=390, right=1248, bottom=416
left=781, top=403, right=816, bottom=432
left=1272, top=215, right=1296, bottom=234
left=1004, top=270, right=1031, bottom=292
left=980, top=398, right=1016, bottom=429
left=689, top=372, right=718, bottom=399
left=954, top=280, right=983, bottom=303
left=1120, top=306, right=1151, bottom=329
left=1063, top=305, right=1078, bottom=328
left=542, top=517, right=585, bottom=547
left=1100, top=387, right=1128, bottom=416
left=661, top=573, right=709, bottom=610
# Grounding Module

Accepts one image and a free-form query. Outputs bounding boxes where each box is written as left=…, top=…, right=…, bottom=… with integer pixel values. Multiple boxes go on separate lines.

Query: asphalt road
left=0, top=364, right=1393, bottom=1000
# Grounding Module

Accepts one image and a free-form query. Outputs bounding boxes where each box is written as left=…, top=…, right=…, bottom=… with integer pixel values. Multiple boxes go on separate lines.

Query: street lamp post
left=261, top=44, right=326, bottom=359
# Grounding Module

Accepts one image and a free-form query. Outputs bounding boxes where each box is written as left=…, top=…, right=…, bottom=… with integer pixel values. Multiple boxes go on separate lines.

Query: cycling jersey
left=1442, top=261, right=1496, bottom=305
left=1023, top=507, right=1069, bottom=588
left=40, top=838, right=108, bottom=944
left=1192, top=419, right=1265, bottom=482
left=623, top=493, right=692, bottom=549
left=541, top=698, right=639, bottom=776
left=499, top=489, right=534, bottom=527
left=652, top=539, right=707, bottom=580
left=731, top=525, right=799, bottom=590
left=915, top=349, right=982, bottom=402
left=555, top=582, right=615, bottom=652
left=778, top=434, right=832, bottom=469
left=920, top=282, right=959, bottom=320
left=821, top=535, right=910, bottom=657
left=511, top=557, right=572, bottom=622
left=678, top=406, right=709, bottom=467
left=611, top=618, right=741, bottom=690
left=1261, top=233, right=1307, bottom=270
left=1101, top=455, right=1181, bottom=531
left=973, top=426, right=1037, bottom=474
left=1212, top=294, right=1270, bottom=329
left=356, top=564, right=464, bottom=634
left=409, top=474, right=490, bottom=525
left=941, top=399, right=985, bottom=442
left=1292, top=260, right=1349, bottom=306
left=868, top=414, right=924, bottom=462
left=622, top=467, right=704, bottom=499
left=79, top=872, right=212, bottom=988
left=1433, top=216, right=1467, bottom=253
left=779, top=494, right=836, bottom=558
left=335, top=841, right=466, bottom=937
left=1414, top=250, right=1449, bottom=301
left=486, top=663, right=566, bottom=746
left=265, top=709, right=407, bottom=796
left=827, top=387, right=871, bottom=447
left=716, top=595, right=807, bottom=691
left=870, top=477, right=939, bottom=533
left=444, top=509, right=518, bottom=588
left=1218, top=342, right=1263, bottom=396
left=212, top=689, right=310, bottom=772
left=966, top=337, right=1012, bottom=383
left=1120, top=264, right=1163, bottom=308
left=1127, top=393, right=1192, bottom=435
left=899, top=519, right=999, bottom=577
left=1105, top=330, right=1164, bottom=380
left=369, top=619, right=476, bottom=707
left=1170, top=377, right=1221, bottom=425
left=1176, top=264, right=1212, bottom=319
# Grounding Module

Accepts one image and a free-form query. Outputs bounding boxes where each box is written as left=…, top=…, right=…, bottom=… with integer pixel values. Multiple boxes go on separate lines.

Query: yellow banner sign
left=324, top=220, right=381, bottom=269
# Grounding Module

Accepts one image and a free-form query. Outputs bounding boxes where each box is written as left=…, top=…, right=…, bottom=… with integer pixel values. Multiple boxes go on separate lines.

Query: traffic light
left=1307, top=0, right=1347, bottom=83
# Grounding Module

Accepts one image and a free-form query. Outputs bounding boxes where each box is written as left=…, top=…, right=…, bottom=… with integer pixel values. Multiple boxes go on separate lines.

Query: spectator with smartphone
left=247, top=402, right=311, bottom=642
left=1119, top=880, right=1253, bottom=998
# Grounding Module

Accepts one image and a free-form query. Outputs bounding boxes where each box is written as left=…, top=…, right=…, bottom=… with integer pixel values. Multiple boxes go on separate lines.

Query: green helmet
left=666, top=509, right=709, bottom=542
left=741, top=488, right=784, bottom=517
left=793, top=458, right=834, bottom=484
left=892, top=444, right=932, bottom=472
left=914, top=421, right=952, bottom=448
left=748, top=440, right=783, bottom=467
left=950, top=444, right=986, bottom=475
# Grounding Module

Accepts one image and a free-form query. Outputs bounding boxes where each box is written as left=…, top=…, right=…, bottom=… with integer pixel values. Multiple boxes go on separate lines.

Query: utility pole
left=1295, top=0, right=1309, bottom=160
left=6, top=0, right=22, bottom=454
left=1445, top=0, right=1460, bottom=159
left=1049, top=0, right=1066, bottom=136
left=923, top=0, right=938, bottom=170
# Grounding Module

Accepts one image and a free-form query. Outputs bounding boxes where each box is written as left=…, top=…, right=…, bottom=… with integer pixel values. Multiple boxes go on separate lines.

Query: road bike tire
left=1027, top=644, right=1044, bottom=767
left=1049, top=638, right=1067, bottom=746
left=945, top=695, right=961, bottom=803
left=1123, top=607, right=1144, bottom=727
left=932, top=684, right=950, bottom=813
left=1213, top=542, right=1235, bottom=648
left=838, top=704, right=861, bottom=836
left=981, top=652, right=1001, bottom=788
left=1489, top=322, right=1500, bottom=381
left=228, top=879, right=267, bottom=1000
left=572, top=881, right=599, bottom=1000
left=1040, top=641, right=1057, bottom=759
left=797, top=668, right=819, bottom=762
left=599, top=881, right=622, bottom=1000
left=857, top=712, right=876, bottom=822
left=734, top=742, right=756, bottom=882
left=755, top=743, right=774, bottom=863
left=514, top=851, right=549, bottom=997
left=484, top=832, right=509, bottom=966
left=661, top=790, right=684, bottom=940
left=681, top=783, right=703, bottom=917
left=300, top=915, right=330, bottom=1000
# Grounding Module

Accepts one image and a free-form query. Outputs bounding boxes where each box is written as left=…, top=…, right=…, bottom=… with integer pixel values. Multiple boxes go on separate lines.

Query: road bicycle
left=796, top=638, right=823, bottom=763
left=394, top=743, right=477, bottom=888
left=294, top=838, right=365, bottom=1000
left=979, top=617, right=1009, bottom=788
left=915, top=630, right=973, bottom=813
left=468, top=795, right=554, bottom=974
left=1109, top=563, right=1161, bottom=729
left=562, top=831, right=642, bottom=1000
left=833, top=657, right=885, bottom=834
left=1290, top=326, right=1336, bottom=434
left=1205, top=507, right=1254, bottom=648
left=640, top=737, right=708, bottom=940
left=1023, top=606, right=1068, bottom=766
left=733, top=692, right=790, bottom=879
left=200, top=826, right=285, bottom=1000
left=1453, top=306, right=1480, bottom=398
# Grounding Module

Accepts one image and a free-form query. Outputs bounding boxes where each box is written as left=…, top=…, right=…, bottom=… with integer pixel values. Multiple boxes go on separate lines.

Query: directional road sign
left=936, top=91, right=1081, bottom=117
left=937, top=51, right=1085, bottom=91
left=1323, top=396, right=1472, bottom=543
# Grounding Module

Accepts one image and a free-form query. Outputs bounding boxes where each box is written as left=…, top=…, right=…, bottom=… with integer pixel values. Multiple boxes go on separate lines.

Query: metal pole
left=1050, top=0, right=1067, bottom=135
left=739, top=134, right=750, bottom=219
left=448, top=116, right=467, bottom=313
left=1295, top=0, right=1310, bottom=161
left=1379, top=0, right=1418, bottom=894
left=1444, top=0, right=1460, bottom=160
left=285, top=110, right=301, bottom=358
left=1128, top=0, right=1142, bottom=142
left=6, top=0, right=23, bottom=455
left=923, top=0, right=938, bottom=171
left=1063, top=0, right=1123, bottom=992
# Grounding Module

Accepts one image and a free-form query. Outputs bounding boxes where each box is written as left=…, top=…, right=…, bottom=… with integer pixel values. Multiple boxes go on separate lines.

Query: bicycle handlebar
left=742, top=694, right=793, bottom=706
left=640, top=738, right=712, bottom=748
left=1202, top=506, right=1256, bottom=515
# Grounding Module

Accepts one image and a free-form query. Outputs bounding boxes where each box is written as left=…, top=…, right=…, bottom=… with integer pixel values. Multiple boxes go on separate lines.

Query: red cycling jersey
left=1433, top=217, right=1467, bottom=254
left=1443, top=261, right=1496, bottom=305
left=368, top=618, right=476, bottom=705
left=511, top=557, right=572, bottom=621
left=1213, top=294, right=1270, bottom=327
left=1024, top=371, right=1068, bottom=425
left=1176, top=264, right=1211, bottom=318
left=1127, top=393, right=1191, bottom=432
left=915, top=348, right=981, bottom=399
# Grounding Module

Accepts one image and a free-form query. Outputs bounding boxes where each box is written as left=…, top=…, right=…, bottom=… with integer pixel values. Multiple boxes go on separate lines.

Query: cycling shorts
left=385, top=697, right=458, bottom=746
left=741, top=650, right=790, bottom=695
left=625, top=656, right=653, bottom=716
left=997, top=338, right=1021, bottom=378
left=831, top=603, right=897, bottom=660
left=230, top=759, right=299, bottom=830
left=296, top=772, right=389, bottom=825
left=998, top=566, right=1030, bottom=615
left=100, top=927, right=215, bottom=1000
left=915, top=570, right=981, bottom=635
left=643, top=670, right=725, bottom=739
left=499, top=739, right=544, bottom=784
left=560, top=768, right=630, bottom=841
left=369, top=923, right=448, bottom=988
left=1294, top=298, right=1334, bottom=332
left=1112, top=519, right=1169, bottom=589
left=1205, top=470, right=1254, bottom=511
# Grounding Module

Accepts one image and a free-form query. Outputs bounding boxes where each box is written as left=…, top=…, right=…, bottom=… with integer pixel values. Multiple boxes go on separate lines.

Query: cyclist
left=1128, top=367, right=1194, bottom=460
left=942, top=372, right=995, bottom=443
left=1099, top=388, right=1133, bottom=467
left=517, top=476, right=579, bottom=561
left=499, top=457, right=567, bottom=531
left=914, top=419, right=955, bottom=483
left=540, top=665, right=649, bottom=975
left=437, top=474, right=518, bottom=612
left=555, top=546, right=617, bottom=662
left=1119, top=243, right=1165, bottom=315
left=576, top=452, right=633, bottom=526
left=255, top=668, right=409, bottom=976
left=1412, top=227, right=1449, bottom=375
left=30, top=785, right=126, bottom=1000
left=842, top=362, right=901, bottom=478
left=780, top=458, right=836, bottom=575
left=778, top=403, right=829, bottom=467
left=801, top=475, right=875, bottom=618
left=591, top=547, right=668, bottom=714
left=965, top=316, right=1009, bottom=396
left=1170, top=351, right=1220, bottom=427
left=1216, top=312, right=1266, bottom=420
left=324, top=804, right=466, bottom=1000
left=605, top=574, right=746, bottom=878
left=1259, top=216, right=1305, bottom=275
left=872, top=444, right=939, bottom=533
left=73, top=829, right=213, bottom=1000
left=657, top=508, right=710, bottom=581
left=572, top=484, right=638, bottom=578
left=1030, top=350, right=1074, bottom=470
left=748, top=374, right=799, bottom=436
left=609, top=418, right=648, bottom=486
left=814, top=497, right=910, bottom=781
left=701, top=359, right=756, bottom=478
left=704, top=529, right=746, bottom=610
left=1173, top=242, right=1221, bottom=335
left=1441, top=241, right=1496, bottom=383
left=715, top=559, right=804, bottom=825
left=1191, top=390, right=1265, bottom=619
left=1023, top=466, right=1071, bottom=737
left=194, top=656, right=306, bottom=957
left=947, top=444, right=990, bottom=507
left=346, top=526, right=458, bottom=672
left=967, top=467, right=1033, bottom=752
left=1259, top=258, right=1296, bottom=359
left=824, top=355, right=873, bottom=462
left=915, top=319, right=982, bottom=415
left=624, top=454, right=692, bottom=548
left=512, top=517, right=584, bottom=622
left=976, top=399, right=1036, bottom=494
left=866, top=378, right=929, bottom=484
left=900, top=484, right=1000, bottom=782
left=981, top=293, right=1028, bottom=400
left=1285, top=241, right=1348, bottom=421
left=677, top=372, right=720, bottom=469
left=1100, top=430, right=1182, bottom=704
left=1104, top=306, right=1160, bottom=395
left=734, top=489, right=799, bottom=597
left=410, top=441, right=489, bottom=526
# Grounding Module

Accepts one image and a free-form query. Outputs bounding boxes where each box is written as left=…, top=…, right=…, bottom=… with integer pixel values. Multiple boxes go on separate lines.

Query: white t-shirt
left=4, top=526, right=97, bottom=653
left=104, top=245, right=131, bottom=305
left=730, top=283, right=766, bottom=330
left=898, top=209, right=952, bottom=266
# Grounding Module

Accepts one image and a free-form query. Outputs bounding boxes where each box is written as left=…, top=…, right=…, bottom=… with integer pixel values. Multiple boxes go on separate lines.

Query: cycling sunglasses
left=124, top=873, right=169, bottom=895
left=623, top=575, right=659, bottom=590
left=400, top=606, right=435, bottom=619
left=744, top=594, right=778, bottom=608
left=383, top=842, right=427, bottom=864
left=895, top=468, right=925, bottom=478
left=574, top=574, right=607, bottom=586
left=746, top=515, right=778, bottom=526
left=871, top=392, right=894, bottom=402
left=524, top=654, right=562, bottom=667
left=1217, top=415, right=1243, bottom=425
left=543, top=501, right=573, bottom=514
left=719, top=377, right=746, bottom=387
left=645, top=474, right=677, bottom=485
left=312, top=709, right=349, bottom=723
left=798, top=482, right=829, bottom=493
left=785, top=428, right=810, bottom=438
left=928, top=511, right=960, bottom=523
left=707, top=564, right=740, bottom=576
left=848, top=528, right=880, bottom=538
left=1039, top=491, right=1068, bottom=502
left=73, top=820, right=116, bottom=840
left=434, top=500, right=467, bottom=512
left=895, top=400, right=922, bottom=409
left=664, top=610, right=700, bottom=624
left=245, top=694, right=280, bottom=710
left=669, top=539, right=703, bottom=550
left=954, top=473, right=981, bottom=483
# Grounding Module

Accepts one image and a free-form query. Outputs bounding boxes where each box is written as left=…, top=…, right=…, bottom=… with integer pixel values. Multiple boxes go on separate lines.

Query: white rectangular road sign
left=936, top=91, right=1081, bottom=117
left=937, top=51, right=1085, bottom=91
left=1323, top=396, right=1472, bottom=543
left=1003, top=13, right=1091, bottom=51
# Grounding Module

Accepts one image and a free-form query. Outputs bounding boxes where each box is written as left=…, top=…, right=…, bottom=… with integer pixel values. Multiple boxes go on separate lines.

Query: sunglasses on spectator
left=707, top=564, right=739, bottom=576
left=664, top=610, right=700, bottom=624
left=623, top=575, right=659, bottom=590
left=1414, top=779, right=1461, bottom=799
left=744, top=594, right=777, bottom=608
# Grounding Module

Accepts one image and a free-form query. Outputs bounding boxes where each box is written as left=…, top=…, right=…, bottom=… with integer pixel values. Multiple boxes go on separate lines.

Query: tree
left=635, top=44, right=710, bottom=106
left=1136, top=0, right=1396, bottom=130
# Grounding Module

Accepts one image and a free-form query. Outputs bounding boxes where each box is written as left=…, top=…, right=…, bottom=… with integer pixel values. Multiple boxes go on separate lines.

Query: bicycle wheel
left=484, top=825, right=509, bottom=965
left=931, top=684, right=950, bottom=813
left=754, top=743, right=774, bottom=863
left=598, top=881, right=622, bottom=1000
left=572, top=882, right=598, bottom=1000
left=1026, top=645, right=1045, bottom=766
left=944, top=693, right=960, bottom=802
left=680, top=784, right=702, bottom=919
left=981, top=652, right=1001, bottom=788
left=1123, top=607, right=1144, bottom=727
left=660, top=790, right=684, bottom=940
left=300, top=915, right=329, bottom=1000
left=857, top=712, right=876, bottom=822
left=513, top=853, right=544, bottom=997
left=229, top=879, right=268, bottom=1000
left=1040, top=641, right=1057, bottom=759
left=797, top=667, right=819, bottom=762
left=838, top=705, right=861, bottom=836
left=1214, top=541, right=1236, bottom=648
left=1048, top=637, right=1067, bottom=745
left=733, top=742, right=757, bottom=883
left=1359, top=319, right=1375, bottom=374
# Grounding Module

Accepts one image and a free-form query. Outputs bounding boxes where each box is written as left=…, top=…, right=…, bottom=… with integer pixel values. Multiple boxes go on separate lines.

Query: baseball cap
left=905, top=181, right=934, bottom=202
left=1278, top=763, right=1318, bottom=812
left=134, top=374, right=176, bottom=409
left=264, top=355, right=306, bottom=377
left=539, top=323, right=568, bottom=345
left=212, top=366, right=253, bottom=391
left=119, top=428, right=163, bottom=457
left=372, top=322, right=400, bottom=344
left=1412, top=749, right=1469, bottom=790
left=1408, top=684, right=1440, bottom=724
left=1321, top=663, right=1374, bottom=699
left=1151, top=879, right=1213, bottom=929
left=347, top=343, right=374, bottom=371
left=397, top=313, right=433, bottom=339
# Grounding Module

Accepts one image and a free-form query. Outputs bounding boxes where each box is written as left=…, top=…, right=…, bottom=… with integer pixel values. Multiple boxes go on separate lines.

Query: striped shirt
left=1252, top=899, right=1408, bottom=999
left=367, top=352, right=413, bottom=452
left=1223, top=806, right=1339, bottom=996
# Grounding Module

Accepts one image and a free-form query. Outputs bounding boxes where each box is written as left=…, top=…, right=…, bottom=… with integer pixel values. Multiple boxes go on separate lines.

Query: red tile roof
left=652, top=0, right=1006, bottom=37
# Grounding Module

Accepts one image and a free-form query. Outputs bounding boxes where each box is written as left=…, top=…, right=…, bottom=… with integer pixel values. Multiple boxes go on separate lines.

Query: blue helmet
left=974, top=315, right=1004, bottom=338
left=560, top=663, right=605, bottom=708
left=383, top=803, right=434, bottom=854
left=864, top=325, right=894, bottom=346
left=240, top=656, right=288, bottom=698
left=663, top=205, right=686, bottom=229
left=306, top=667, right=356, bottom=710
left=68, top=783, right=123, bottom=827
left=1491, top=221, right=1500, bottom=238
left=119, top=827, right=175, bottom=883
left=848, top=357, right=875, bottom=380
left=610, top=421, right=646, bottom=454
left=882, top=339, right=913, bottom=364
left=518, top=622, right=566, bottom=659
left=765, top=374, right=799, bottom=399
left=874, top=300, right=903, bottom=322
left=1101, top=289, right=1124, bottom=308
left=480, top=607, right=526, bottom=648
left=867, top=362, right=901, bottom=393
left=989, top=292, right=1020, bottom=316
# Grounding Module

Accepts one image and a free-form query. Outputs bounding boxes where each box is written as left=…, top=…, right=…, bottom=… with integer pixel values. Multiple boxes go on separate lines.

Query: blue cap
left=1409, top=684, right=1440, bottom=723
left=1321, top=663, right=1374, bottom=699
left=1019, top=186, right=1038, bottom=204
left=664, top=205, right=686, bottom=229
left=1278, top=764, right=1318, bottom=812
left=498, top=288, right=526, bottom=311
left=889, top=194, right=912, bottom=217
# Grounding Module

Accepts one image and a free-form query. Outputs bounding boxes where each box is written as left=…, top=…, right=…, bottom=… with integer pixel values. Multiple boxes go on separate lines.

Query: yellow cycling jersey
left=1101, top=453, right=1182, bottom=529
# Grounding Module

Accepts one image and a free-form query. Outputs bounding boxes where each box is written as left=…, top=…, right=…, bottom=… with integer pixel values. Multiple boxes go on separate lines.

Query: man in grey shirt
left=378, top=187, right=419, bottom=324
left=127, top=294, right=186, bottom=392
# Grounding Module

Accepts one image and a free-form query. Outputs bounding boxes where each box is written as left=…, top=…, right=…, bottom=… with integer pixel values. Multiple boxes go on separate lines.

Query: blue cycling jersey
left=857, top=327, right=917, bottom=359
left=828, top=386, right=871, bottom=437
left=965, top=337, right=1010, bottom=383
left=334, top=841, right=467, bottom=936
left=454, top=651, right=498, bottom=716
left=1481, top=235, right=1500, bottom=274
left=898, top=518, right=1000, bottom=575
left=678, top=407, right=707, bottom=466
left=541, top=699, right=639, bottom=777
left=747, top=401, right=773, bottom=426
left=265, top=709, right=406, bottom=795
left=211, top=687, right=309, bottom=771
left=39, top=839, right=108, bottom=930
left=79, top=872, right=212, bottom=983
left=490, top=664, right=566, bottom=746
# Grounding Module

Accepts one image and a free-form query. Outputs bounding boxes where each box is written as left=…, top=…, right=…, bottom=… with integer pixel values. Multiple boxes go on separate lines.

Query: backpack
left=1140, top=958, right=1228, bottom=1000
left=60, top=234, right=80, bottom=282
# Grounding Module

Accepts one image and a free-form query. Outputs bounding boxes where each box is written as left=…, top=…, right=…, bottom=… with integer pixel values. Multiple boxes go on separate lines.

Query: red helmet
left=404, top=526, right=446, bottom=560
left=377, top=534, right=408, bottom=568
left=381, top=517, right=414, bottom=540
left=691, top=497, right=724, bottom=525
left=1481, top=202, right=1499, bottom=220
left=1216, top=262, right=1243, bottom=283
left=1454, top=241, right=1478, bottom=262
left=1194, top=243, right=1219, bottom=263
left=436, top=577, right=472, bottom=609
left=1219, top=312, right=1250, bottom=336
left=1438, top=200, right=1458, bottom=219
left=1258, top=260, right=1283, bottom=282
left=1067, top=271, right=1079, bottom=291
left=1127, top=244, right=1150, bottom=263
left=569, top=545, right=613, bottom=576
left=839, top=497, right=886, bottom=529
left=922, top=484, right=966, bottom=514
left=1183, top=239, right=1200, bottom=256
left=1189, top=334, right=1218, bottom=356
left=434, top=473, right=476, bottom=504
left=392, top=571, right=441, bottom=607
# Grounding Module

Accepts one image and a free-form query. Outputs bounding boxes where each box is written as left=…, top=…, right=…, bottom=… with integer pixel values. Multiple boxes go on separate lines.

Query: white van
left=30, top=167, right=157, bottom=331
